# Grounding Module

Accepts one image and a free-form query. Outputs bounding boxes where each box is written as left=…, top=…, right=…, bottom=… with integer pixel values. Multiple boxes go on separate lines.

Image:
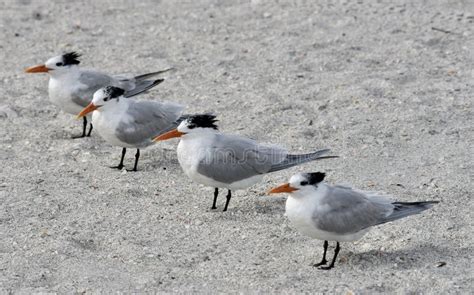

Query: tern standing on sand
left=26, top=52, right=171, bottom=138
left=154, top=114, right=337, bottom=211
left=77, top=86, right=184, bottom=171
left=269, top=172, right=438, bottom=270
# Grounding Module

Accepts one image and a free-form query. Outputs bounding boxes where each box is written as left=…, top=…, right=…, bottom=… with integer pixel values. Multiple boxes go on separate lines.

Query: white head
left=268, top=172, right=326, bottom=197
left=153, top=114, right=218, bottom=141
left=177, top=114, right=219, bottom=134
left=76, top=86, right=125, bottom=118
left=25, top=52, right=81, bottom=75
left=92, top=86, right=125, bottom=107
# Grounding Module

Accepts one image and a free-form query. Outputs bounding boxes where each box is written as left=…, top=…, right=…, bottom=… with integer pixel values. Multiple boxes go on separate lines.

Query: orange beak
left=268, top=183, right=298, bottom=195
left=76, top=103, right=98, bottom=119
left=25, top=64, right=50, bottom=73
left=153, top=128, right=185, bottom=141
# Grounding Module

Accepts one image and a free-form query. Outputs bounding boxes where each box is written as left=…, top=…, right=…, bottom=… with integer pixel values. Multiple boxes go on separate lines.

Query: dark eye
left=103, top=97, right=110, bottom=101
left=56, top=62, right=63, bottom=66
left=300, top=181, right=308, bottom=186
left=188, top=124, right=196, bottom=129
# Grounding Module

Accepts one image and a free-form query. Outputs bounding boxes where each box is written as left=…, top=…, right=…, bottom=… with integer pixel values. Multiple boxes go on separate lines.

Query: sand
left=0, top=0, right=473, bottom=293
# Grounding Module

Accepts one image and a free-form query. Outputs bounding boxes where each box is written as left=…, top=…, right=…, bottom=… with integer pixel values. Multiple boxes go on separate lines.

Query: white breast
left=48, top=72, right=84, bottom=115
left=92, top=103, right=132, bottom=148
left=286, top=196, right=327, bottom=239
left=177, top=135, right=211, bottom=183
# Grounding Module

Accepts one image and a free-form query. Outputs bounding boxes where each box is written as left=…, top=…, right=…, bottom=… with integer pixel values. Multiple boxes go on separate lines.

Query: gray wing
left=113, top=69, right=173, bottom=95
left=72, top=70, right=114, bottom=107
left=196, top=134, right=287, bottom=184
left=116, top=100, right=184, bottom=146
left=112, top=74, right=136, bottom=91
left=268, top=149, right=335, bottom=172
left=122, top=79, right=164, bottom=98
left=73, top=70, right=166, bottom=108
left=312, top=185, right=393, bottom=234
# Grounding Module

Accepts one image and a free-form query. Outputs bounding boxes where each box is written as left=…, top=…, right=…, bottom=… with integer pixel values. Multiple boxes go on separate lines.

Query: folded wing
left=72, top=71, right=113, bottom=107
left=312, top=186, right=393, bottom=234
left=116, top=100, right=184, bottom=146
left=196, top=134, right=288, bottom=184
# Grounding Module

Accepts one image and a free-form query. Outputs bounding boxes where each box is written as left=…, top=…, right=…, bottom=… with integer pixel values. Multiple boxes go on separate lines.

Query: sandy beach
left=0, top=0, right=473, bottom=293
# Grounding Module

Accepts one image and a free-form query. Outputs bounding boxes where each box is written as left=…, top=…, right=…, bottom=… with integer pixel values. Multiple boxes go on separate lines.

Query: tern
left=154, top=114, right=337, bottom=211
left=268, top=172, right=439, bottom=270
left=77, top=86, right=184, bottom=171
left=25, top=52, right=172, bottom=138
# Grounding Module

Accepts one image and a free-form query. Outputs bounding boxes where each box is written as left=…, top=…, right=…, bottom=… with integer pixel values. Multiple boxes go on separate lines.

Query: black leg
left=128, top=149, right=140, bottom=172
left=82, top=117, right=87, bottom=137
left=223, top=190, right=232, bottom=212
left=72, top=117, right=87, bottom=139
left=111, top=148, right=126, bottom=170
left=319, top=242, right=340, bottom=270
left=211, top=188, right=218, bottom=209
left=86, top=123, right=93, bottom=137
left=313, top=240, right=328, bottom=267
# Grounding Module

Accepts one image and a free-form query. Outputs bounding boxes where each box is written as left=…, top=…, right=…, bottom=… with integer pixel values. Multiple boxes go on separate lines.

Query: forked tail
left=134, top=68, right=175, bottom=80
left=378, top=201, right=439, bottom=224
left=268, top=149, right=338, bottom=173
left=124, top=78, right=164, bottom=98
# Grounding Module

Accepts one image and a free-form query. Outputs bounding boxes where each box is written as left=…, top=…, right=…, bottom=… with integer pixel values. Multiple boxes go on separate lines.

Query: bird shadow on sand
left=343, top=243, right=471, bottom=270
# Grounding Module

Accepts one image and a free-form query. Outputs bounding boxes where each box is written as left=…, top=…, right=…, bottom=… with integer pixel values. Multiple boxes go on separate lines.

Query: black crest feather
left=62, top=52, right=81, bottom=65
left=188, top=114, right=219, bottom=130
left=104, top=86, right=125, bottom=99
left=305, top=172, right=326, bottom=185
